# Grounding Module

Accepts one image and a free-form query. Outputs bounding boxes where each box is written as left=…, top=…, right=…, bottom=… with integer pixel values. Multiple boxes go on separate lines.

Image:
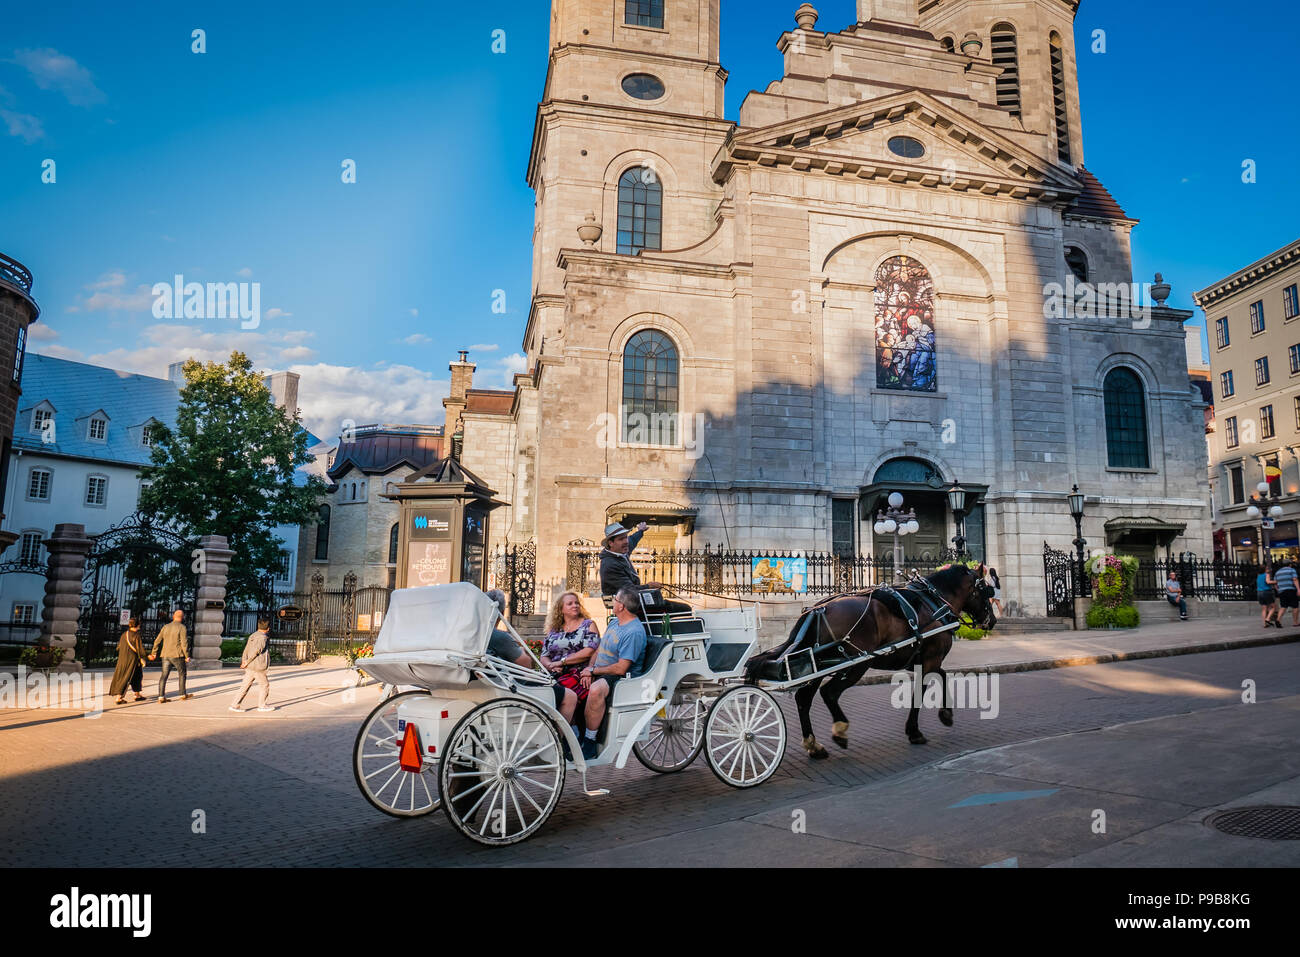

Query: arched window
left=875, top=256, right=937, bottom=393
left=872, top=457, right=943, bottom=486
left=314, top=504, right=331, bottom=560
left=1103, top=368, right=1149, bottom=469
left=388, top=523, right=399, bottom=564
left=990, top=23, right=1021, bottom=118
left=940, top=36, right=955, bottom=54
left=1049, top=33, right=1072, bottom=165
left=1065, top=246, right=1088, bottom=283
left=622, top=330, right=679, bottom=444
left=617, top=167, right=662, bottom=256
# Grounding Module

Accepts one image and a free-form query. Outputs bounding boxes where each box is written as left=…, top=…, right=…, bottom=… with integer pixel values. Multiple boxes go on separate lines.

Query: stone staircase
left=509, top=615, right=548, bottom=644
left=991, top=617, right=1073, bottom=635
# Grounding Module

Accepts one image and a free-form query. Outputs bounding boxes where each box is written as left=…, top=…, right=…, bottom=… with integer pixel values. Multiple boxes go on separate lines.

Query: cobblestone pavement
left=2, top=645, right=1296, bottom=867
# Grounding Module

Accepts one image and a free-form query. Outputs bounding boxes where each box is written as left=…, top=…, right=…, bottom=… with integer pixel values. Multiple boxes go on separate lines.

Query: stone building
left=1194, top=238, right=1300, bottom=564
left=0, top=251, right=40, bottom=554
left=463, top=0, right=1211, bottom=615
left=296, top=424, right=445, bottom=589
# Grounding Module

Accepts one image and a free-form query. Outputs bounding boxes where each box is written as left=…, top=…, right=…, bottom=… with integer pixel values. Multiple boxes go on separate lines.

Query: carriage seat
left=611, top=630, right=673, bottom=708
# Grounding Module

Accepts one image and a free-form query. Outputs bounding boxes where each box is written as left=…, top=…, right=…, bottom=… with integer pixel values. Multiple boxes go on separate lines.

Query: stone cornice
left=557, top=248, right=742, bottom=281
left=1193, top=239, right=1300, bottom=308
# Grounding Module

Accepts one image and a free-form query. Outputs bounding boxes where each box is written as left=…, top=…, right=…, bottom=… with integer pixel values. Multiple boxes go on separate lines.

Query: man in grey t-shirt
left=1274, top=562, right=1299, bottom=626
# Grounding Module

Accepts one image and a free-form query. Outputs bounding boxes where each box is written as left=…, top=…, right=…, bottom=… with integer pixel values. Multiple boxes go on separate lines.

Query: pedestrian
left=1274, top=560, right=1299, bottom=627
left=1164, top=570, right=1189, bottom=621
left=149, top=609, right=192, bottom=702
left=109, top=618, right=148, bottom=705
left=229, top=619, right=274, bottom=713
left=986, top=567, right=1003, bottom=617
left=1257, top=566, right=1280, bottom=628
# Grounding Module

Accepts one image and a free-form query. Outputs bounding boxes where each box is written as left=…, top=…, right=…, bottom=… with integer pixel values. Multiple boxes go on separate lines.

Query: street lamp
left=1068, top=484, right=1088, bottom=595
left=947, top=480, right=968, bottom=555
left=1246, top=481, right=1284, bottom=566
left=874, top=491, right=919, bottom=581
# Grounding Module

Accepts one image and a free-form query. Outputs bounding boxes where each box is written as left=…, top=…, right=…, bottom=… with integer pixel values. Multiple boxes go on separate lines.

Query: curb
left=855, top=630, right=1300, bottom=685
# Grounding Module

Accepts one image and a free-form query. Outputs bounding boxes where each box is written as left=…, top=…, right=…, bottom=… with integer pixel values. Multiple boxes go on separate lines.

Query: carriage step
left=583, top=788, right=610, bottom=797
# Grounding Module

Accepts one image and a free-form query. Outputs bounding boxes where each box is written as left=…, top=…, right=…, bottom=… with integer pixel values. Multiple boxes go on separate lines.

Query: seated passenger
left=578, top=587, right=648, bottom=760
left=598, top=522, right=691, bottom=615
left=485, top=588, right=578, bottom=726
left=541, top=591, right=600, bottom=706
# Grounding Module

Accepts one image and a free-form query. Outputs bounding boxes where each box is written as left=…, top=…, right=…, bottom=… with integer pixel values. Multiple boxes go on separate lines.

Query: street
left=2, top=643, right=1297, bottom=867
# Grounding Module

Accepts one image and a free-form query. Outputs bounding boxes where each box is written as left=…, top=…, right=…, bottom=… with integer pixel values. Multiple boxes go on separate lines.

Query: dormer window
left=32, top=407, right=52, bottom=436
left=625, top=0, right=664, bottom=29
left=142, top=422, right=158, bottom=447
left=89, top=416, right=107, bottom=441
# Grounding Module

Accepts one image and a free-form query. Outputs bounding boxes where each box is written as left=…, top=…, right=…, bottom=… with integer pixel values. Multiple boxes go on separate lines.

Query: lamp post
left=1068, top=484, right=1087, bottom=596
left=947, top=480, right=968, bottom=556
left=1246, top=481, right=1284, bottom=567
left=874, top=491, right=919, bottom=582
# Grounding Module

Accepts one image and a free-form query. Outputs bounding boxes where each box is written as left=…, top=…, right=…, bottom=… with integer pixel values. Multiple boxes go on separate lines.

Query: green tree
left=139, top=352, right=327, bottom=604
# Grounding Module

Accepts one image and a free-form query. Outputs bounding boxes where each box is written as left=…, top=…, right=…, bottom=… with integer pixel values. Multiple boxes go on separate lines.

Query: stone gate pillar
left=40, top=523, right=94, bottom=673
left=191, top=534, right=234, bottom=669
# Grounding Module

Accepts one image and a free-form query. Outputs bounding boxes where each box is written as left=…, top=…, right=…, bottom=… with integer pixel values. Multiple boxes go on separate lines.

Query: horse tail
left=744, top=610, right=817, bottom=684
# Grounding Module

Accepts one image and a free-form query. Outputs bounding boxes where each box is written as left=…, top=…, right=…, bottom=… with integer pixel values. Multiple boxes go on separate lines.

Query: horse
left=745, top=564, right=997, bottom=757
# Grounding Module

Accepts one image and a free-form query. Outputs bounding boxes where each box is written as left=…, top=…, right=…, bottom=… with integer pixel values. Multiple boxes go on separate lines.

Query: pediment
left=714, top=90, right=1081, bottom=202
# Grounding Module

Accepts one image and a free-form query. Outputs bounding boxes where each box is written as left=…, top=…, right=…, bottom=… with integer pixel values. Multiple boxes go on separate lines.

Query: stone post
left=191, top=534, right=235, bottom=669
left=40, top=524, right=94, bottom=673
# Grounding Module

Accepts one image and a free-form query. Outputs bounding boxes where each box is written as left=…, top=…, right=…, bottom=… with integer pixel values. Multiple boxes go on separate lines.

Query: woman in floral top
left=541, top=591, right=600, bottom=702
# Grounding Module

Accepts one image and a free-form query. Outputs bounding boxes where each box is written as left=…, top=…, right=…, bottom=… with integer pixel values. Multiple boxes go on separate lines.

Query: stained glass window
left=622, top=330, right=679, bottom=444
left=1104, top=367, right=1149, bottom=468
left=617, top=167, right=662, bottom=256
left=874, top=256, right=937, bottom=393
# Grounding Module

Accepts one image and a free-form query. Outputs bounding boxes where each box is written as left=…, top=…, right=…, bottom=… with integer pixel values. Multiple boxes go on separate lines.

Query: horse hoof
left=908, top=733, right=928, bottom=745
left=810, top=747, right=829, bottom=760
left=831, top=721, right=849, bottom=748
left=938, top=708, right=954, bottom=727
left=832, top=735, right=849, bottom=749
left=803, top=735, right=829, bottom=760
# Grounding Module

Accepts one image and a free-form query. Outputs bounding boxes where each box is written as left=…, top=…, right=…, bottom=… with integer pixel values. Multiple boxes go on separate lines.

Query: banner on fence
left=751, top=557, right=807, bottom=595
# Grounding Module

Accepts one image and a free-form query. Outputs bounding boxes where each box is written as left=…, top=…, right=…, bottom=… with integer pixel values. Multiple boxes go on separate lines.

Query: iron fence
left=564, top=542, right=970, bottom=599
left=223, top=577, right=393, bottom=662
left=1133, top=558, right=1258, bottom=602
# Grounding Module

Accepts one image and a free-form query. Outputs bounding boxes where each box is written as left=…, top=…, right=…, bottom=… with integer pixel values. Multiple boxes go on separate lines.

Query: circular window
left=888, top=136, right=926, bottom=159
left=622, top=74, right=666, bottom=100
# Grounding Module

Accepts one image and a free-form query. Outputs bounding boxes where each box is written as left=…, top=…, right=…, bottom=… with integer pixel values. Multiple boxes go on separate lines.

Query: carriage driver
left=577, top=587, right=649, bottom=760
left=599, top=522, right=691, bottom=614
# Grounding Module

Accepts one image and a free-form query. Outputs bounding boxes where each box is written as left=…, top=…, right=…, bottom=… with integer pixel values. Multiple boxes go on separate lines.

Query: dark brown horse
left=745, top=564, right=997, bottom=757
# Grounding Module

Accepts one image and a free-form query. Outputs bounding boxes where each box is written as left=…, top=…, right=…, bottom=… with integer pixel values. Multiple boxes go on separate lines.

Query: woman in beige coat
left=109, top=618, right=148, bottom=704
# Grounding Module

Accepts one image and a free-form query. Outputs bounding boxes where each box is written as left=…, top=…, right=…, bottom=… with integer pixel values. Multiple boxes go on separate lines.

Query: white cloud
left=70, top=324, right=318, bottom=380
left=26, top=323, right=60, bottom=342
left=285, top=362, right=450, bottom=440
left=12, top=48, right=105, bottom=106
left=237, top=267, right=253, bottom=277
left=88, top=271, right=126, bottom=290
left=401, top=333, right=431, bottom=345
left=32, top=343, right=84, bottom=361
left=469, top=343, right=499, bottom=352
left=409, top=308, right=419, bottom=317
left=264, top=307, right=291, bottom=320
left=471, top=352, right=528, bottom=389
left=0, top=109, right=43, bottom=142
left=502, top=353, right=528, bottom=376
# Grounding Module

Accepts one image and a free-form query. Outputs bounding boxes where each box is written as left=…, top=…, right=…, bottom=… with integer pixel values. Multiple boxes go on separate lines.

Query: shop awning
left=1104, top=516, right=1186, bottom=547
left=606, top=502, right=698, bottom=534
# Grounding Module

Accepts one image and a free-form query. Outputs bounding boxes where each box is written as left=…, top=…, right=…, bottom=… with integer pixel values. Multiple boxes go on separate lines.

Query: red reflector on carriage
left=441, top=710, right=449, bottom=719
left=428, top=745, right=437, bottom=754
left=398, top=723, right=423, bottom=772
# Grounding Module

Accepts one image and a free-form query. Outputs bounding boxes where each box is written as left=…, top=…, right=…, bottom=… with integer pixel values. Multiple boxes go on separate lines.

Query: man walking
left=1274, top=560, right=1299, bottom=627
left=149, top=609, right=192, bottom=702
left=229, top=619, right=274, bottom=713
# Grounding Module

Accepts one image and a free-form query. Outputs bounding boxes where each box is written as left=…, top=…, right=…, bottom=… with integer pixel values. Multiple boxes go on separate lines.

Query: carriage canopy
left=372, top=582, right=500, bottom=657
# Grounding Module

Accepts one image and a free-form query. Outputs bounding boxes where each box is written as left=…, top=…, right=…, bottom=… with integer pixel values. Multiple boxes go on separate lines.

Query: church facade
left=466, top=0, right=1211, bottom=616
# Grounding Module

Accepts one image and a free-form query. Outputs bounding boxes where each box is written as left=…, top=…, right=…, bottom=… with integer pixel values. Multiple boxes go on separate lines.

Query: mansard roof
left=327, top=425, right=445, bottom=481
left=713, top=89, right=1082, bottom=204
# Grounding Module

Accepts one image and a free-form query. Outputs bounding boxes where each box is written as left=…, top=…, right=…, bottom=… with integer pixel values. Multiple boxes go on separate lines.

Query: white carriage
left=352, top=582, right=789, bottom=846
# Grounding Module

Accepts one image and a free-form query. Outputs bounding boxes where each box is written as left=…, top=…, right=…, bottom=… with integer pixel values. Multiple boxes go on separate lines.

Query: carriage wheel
left=353, top=690, right=440, bottom=818
left=703, top=686, right=787, bottom=789
left=439, top=698, right=565, bottom=846
left=633, top=697, right=706, bottom=773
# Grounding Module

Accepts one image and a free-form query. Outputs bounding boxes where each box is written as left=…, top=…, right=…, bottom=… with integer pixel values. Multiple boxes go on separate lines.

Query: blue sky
left=2, top=0, right=1296, bottom=441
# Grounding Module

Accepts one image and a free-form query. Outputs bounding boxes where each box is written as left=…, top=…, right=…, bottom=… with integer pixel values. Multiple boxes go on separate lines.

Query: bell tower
left=919, top=0, right=1084, bottom=168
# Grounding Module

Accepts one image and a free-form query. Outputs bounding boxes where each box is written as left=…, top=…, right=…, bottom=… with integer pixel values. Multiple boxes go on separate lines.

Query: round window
left=888, top=136, right=926, bottom=159
left=622, top=74, right=666, bottom=100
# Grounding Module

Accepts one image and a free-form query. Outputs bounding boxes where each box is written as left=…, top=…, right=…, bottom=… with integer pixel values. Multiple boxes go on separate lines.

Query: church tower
left=915, top=0, right=1085, bottom=169
left=527, top=1, right=730, bottom=363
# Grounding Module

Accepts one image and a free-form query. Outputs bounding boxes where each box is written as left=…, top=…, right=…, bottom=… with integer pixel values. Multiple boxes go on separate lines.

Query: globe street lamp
left=1246, top=481, right=1284, bottom=566
left=1068, top=484, right=1087, bottom=596
left=875, top=491, right=919, bottom=581
left=947, top=480, right=968, bottom=556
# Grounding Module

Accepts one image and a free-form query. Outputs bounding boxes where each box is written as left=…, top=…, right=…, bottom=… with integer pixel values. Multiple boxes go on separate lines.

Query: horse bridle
left=906, top=567, right=992, bottom=629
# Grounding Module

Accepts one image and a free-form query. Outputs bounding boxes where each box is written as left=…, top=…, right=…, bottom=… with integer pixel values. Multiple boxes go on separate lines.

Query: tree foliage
left=138, top=352, right=326, bottom=604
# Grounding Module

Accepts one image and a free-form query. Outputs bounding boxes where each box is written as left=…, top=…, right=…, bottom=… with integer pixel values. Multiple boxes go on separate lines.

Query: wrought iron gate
left=1043, top=543, right=1083, bottom=619
left=490, top=541, right=535, bottom=617
left=76, top=513, right=197, bottom=666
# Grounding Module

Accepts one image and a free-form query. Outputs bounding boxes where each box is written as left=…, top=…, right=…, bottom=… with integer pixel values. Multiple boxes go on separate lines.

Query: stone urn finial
left=960, top=31, right=983, bottom=56
left=1151, top=272, right=1171, bottom=307
left=577, top=211, right=602, bottom=247
left=795, top=3, right=819, bottom=30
